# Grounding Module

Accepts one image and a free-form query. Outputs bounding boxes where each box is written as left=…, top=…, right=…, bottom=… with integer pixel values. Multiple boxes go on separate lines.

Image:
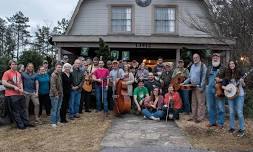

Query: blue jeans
left=50, top=96, right=63, bottom=124
left=228, top=96, right=245, bottom=130
left=69, top=90, right=81, bottom=118
left=179, top=90, right=190, bottom=113
left=206, top=89, right=225, bottom=126
left=95, top=85, right=108, bottom=112
left=142, top=108, right=165, bottom=119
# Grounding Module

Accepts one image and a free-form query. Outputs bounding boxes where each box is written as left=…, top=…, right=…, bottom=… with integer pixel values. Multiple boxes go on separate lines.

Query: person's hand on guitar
left=239, top=78, right=245, bottom=86
left=215, top=77, right=222, bottom=83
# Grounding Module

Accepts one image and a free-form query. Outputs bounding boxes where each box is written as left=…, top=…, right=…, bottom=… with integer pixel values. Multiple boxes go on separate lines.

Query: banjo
left=224, top=68, right=253, bottom=99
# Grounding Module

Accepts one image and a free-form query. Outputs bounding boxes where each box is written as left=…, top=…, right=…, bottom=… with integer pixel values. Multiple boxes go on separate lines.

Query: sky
left=0, top=0, right=79, bottom=33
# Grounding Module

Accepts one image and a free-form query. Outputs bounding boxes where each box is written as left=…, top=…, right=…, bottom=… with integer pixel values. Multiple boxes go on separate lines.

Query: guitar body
left=113, top=80, right=131, bottom=116
left=171, top=75, right=185, bottom=91
left=83, top=75, right=92, bottom=92
left=215, top=82, right=224, bottom=97
left=224, top=84, right=239, bottom=99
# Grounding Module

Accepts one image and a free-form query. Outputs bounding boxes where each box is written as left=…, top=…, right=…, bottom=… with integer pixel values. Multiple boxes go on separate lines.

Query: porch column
left=57, top=48, right=62, bottom=61
left=225, top=50, right=230, bottom=63
left=176, top=48, right=181, bottom=67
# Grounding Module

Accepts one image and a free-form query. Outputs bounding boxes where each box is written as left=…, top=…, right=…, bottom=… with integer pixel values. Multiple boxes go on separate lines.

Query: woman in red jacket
left=163, top=86, right=182, bottom=120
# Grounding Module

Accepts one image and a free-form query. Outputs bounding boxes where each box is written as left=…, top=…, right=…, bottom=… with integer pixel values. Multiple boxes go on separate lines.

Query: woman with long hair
left=141, top=87, right=164, bottom=120
left=218, top=60, right=246, bottom=137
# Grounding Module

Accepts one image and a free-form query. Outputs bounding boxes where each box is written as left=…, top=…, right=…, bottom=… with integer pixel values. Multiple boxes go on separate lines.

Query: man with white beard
left=206, top=53, right=225, bottom=128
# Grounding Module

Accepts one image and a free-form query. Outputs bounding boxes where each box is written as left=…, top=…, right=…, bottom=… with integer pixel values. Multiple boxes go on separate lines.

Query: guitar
left=82, top=71, right=93, bottom=93
left=224, top=68, right=253, bottom=99
left=171, top=62, right=192, bottom=91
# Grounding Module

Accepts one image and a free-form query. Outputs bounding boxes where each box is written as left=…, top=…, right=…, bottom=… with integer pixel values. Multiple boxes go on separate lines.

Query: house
left=52, top=0, right=234, bottom=64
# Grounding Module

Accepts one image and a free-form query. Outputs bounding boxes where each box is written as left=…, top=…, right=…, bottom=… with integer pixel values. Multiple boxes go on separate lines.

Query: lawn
left=0, top=112, right=112, bottom=152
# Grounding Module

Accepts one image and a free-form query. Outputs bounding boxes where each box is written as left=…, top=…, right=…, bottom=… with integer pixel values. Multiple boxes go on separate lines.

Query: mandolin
left=215, top=82, right=224, bottom=97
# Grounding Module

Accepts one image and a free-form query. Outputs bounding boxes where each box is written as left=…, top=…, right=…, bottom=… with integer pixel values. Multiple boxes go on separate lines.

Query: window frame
left=109, top=5, right=135, bottom=35
left=152, top=5, right=178, bottom=35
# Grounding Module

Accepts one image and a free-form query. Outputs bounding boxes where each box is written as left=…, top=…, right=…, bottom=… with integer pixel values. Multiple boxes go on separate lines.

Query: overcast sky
left=0, top=0, right=79, bottom=33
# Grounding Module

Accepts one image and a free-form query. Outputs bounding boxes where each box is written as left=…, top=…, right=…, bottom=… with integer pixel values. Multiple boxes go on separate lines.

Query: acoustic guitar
left=82, top=73, right=93, bottom=93
left=171, top=62, right=192, bottom=91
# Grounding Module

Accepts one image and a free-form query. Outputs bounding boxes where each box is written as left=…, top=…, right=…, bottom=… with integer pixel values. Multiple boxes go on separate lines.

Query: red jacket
left=163, top=92, right=182, bottom=110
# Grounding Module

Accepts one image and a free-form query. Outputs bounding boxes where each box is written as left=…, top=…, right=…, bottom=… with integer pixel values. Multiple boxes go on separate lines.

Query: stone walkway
left=100, top=114, right=211, bottom=152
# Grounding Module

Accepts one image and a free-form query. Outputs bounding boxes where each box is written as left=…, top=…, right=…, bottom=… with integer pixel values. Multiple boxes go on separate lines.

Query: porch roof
left=52, top=35, right=234, bottom=50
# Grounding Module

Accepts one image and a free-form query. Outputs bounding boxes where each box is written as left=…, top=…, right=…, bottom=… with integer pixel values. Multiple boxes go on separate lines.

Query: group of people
left=0, top=53, right=248, bottom=137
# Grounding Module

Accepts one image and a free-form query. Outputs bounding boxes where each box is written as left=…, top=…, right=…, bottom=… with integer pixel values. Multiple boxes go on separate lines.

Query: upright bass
left=113, top=78, right=131, bottom=115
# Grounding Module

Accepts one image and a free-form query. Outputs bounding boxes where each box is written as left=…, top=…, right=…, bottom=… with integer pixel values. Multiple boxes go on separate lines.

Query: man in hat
left=206, top=53, right=225, bottom=128
left=108, top=60, right=125, bottom=110
left=172, top=59, right=190, bottom=114
left=43, top=60, right=49, bottom=72
left=160, top=62, right=173, bottom=95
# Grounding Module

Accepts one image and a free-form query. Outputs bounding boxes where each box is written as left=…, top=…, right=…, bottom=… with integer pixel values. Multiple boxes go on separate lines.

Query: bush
left=0, top=56, right=11, bottom=78
left=244, top=89, right=253, bottom=118
left=18, top=50, right=44, bottom=71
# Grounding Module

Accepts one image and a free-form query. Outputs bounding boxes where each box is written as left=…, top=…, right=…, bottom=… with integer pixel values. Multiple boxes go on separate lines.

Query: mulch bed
left=176, top=114, right=253, bottom=152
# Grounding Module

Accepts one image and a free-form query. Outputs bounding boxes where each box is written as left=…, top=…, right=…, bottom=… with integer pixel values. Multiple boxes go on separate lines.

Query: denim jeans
left=95, top=85, right=108, bottom=112
left=142, top=108, right=165, bottom=119
left=179, top=90, right=190, bottom=113
left=206, top=89, right=225, bottom=126
left=50, top=96, right=63, bottom=124
left=68, top=90, right=81, bottom=118
left=228, top=96, right=245, bottom=130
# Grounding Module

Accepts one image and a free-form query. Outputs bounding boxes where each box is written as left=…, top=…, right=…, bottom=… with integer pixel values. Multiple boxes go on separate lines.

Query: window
left=155, top=7, right=176, bottom=33
left=111, top=7, right=132, bottom=33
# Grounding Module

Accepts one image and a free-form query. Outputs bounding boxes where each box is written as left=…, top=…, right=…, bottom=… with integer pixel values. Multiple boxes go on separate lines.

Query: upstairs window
left=155, top=7, right=176, bottom=33
left=111, top=7, right=132, bottom=33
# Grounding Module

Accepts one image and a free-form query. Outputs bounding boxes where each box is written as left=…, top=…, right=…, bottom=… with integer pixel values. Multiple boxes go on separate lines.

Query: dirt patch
left=176, top=114, right=253, bottom=152
left=0, top=112, right=112, bottom=152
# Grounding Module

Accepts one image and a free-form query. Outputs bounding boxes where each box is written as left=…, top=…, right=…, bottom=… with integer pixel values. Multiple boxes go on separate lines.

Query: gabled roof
left=65, top=0, right=211, bottom=35
left=65, top=0, right=84, bottom=35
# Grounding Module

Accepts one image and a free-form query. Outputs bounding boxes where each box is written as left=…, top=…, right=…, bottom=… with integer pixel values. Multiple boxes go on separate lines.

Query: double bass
left=113, top=79, right=131, bottom=115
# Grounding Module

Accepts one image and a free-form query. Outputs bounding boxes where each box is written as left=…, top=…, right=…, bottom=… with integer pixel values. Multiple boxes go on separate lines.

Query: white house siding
left=69, top=0, right=210, bottom=37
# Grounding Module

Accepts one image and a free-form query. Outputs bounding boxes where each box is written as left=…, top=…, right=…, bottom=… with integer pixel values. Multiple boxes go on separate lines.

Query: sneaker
left=69, top=117, right=75, bottom=120
left=51, top=124, right=57, bottom=128
left=228, top=128, right=235, bottom=134
left=237, top=129, right=245, bottom=137
left=144, top=116, right=147, bottom=119
left=150, top=116, right=160, bottom=121
left=74, top=113, right=80, bottom=118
